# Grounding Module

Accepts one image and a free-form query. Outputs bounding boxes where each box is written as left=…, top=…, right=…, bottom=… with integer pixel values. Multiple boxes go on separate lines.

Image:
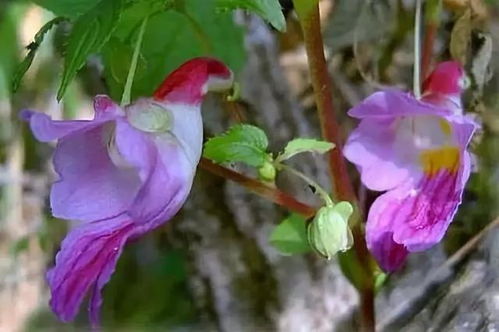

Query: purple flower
left=344, top=61, right=477, bottom=272
left=22, top=57, right=233, bottom=325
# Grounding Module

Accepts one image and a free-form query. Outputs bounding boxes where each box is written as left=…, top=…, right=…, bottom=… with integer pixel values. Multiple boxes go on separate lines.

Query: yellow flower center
left=419, top=146, right=460, bottom=176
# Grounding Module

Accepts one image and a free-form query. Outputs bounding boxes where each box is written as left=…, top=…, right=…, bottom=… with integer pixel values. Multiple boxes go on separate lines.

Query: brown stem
left=422, top=0, right=442, bottom=80
left=421, top=21, right=438, bottom=81
left=296, top=5, right=356, bottom=203
left=199, top=158, right=316, bottom=218
left=294, top=3, right=374, bottom=331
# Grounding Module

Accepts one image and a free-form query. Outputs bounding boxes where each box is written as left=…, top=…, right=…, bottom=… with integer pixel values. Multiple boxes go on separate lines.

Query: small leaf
left=215, top=0, right=286, bottom=31
left=12, top=17, right=66, bottom=93
left=277, top=138, right=334, bottom=162
left=57, top=0, right=123, bottom=100
left=32, top=0, right=101, bottom=18
left=203, top=124, right=269, bottom=167
left=270, top=214, right=311, bottom=255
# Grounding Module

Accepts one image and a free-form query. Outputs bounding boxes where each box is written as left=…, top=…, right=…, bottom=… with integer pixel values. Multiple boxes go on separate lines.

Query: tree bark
left=171, top=16, right=358, bottom=332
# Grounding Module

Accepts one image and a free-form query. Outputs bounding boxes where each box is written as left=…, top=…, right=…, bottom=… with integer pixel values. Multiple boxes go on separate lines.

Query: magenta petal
left=348, top=90, right=451, bottom=119
left=114, top=120, right=193, bottom=229
left=21, top=111, right=98, bottom=142
left=47, top=216, right=135, bottom=325
left=51, top=124, right=141, bottom=222
left=21, top=95, right=121, bottom=142
left=344, top=118, right=415, bottom=191
left=368, top=232, right=409, bottom=272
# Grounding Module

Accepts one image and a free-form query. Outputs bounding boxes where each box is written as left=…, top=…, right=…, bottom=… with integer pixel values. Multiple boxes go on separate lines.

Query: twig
left=292, top=2, right=374, bottom=331
left=421, top=0, right=442, bottom=80
left=413, top=0, right=423, bottom=98
left=199, top=158, right=316, bottom=218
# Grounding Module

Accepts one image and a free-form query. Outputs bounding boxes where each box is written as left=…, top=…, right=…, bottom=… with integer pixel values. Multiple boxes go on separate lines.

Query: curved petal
left=51, top=123, right=141, bottom=221
left=114, top=120, right=196, bottom=230
left=344, top=118, right=418, bottom=191
left=367, top=164, right=463, bottom=261
left=21, top=95, right=122, bottom=142
left=348, top=90, right=451, bottom=119
left=47, top=215, right=135, bottom=326
left=367, top=231, right=409, bottom=273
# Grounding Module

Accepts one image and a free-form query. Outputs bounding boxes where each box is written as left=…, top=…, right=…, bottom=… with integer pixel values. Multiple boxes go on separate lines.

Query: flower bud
left=307, top=202, right=354, bottom=259
left=258, top=160, right=276, bottom=182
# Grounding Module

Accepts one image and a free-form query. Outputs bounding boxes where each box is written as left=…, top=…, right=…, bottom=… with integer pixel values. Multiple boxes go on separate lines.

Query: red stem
left=296, top=4, right=375, bottom=331
left=298, top=6, right=356, bottom=203
left=199, top=158, right=316, bottom=218
left=421, top=21, right=438, bottom=81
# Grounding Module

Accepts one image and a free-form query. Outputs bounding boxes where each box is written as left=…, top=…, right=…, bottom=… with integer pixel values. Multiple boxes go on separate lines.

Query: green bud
left=258, top=160, right=276, bottom=182
left=307, top=201, right=354, bottom=259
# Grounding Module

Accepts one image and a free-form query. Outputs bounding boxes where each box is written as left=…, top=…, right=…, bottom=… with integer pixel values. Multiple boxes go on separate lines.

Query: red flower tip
left=153, top=57, right=233, bottom=105
left=422, top=61, right=466, bottom=96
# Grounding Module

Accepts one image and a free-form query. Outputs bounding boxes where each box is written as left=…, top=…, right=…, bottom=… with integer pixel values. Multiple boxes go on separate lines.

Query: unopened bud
left=307, top=202, right=354, bottom=259
left=258, top=160, right=276, bottom=182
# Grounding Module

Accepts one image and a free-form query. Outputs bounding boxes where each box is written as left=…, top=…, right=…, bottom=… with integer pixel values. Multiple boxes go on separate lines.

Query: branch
left=293, top=2, right=374, bottom=331
left=199, top=158, right=316, bottom=218
left=293, top=1, right=356, bottom=204
left=421, top=0, right=442, bottom=80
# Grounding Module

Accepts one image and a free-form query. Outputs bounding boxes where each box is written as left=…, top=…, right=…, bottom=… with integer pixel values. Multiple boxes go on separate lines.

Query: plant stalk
left=199, top=158, right=316, bottom=218
left=413, top=0, right=423, bottom=98
left=121, top=16, right=148, bottom=106
left=421, top=0, right=442, bottom=80
left=293, top=2, right=374, bottom=331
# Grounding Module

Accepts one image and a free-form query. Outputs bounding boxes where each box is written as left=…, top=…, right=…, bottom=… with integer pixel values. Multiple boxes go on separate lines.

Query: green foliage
left=276, top=138, right=334, bottom=162
left=270, top=214, right=311, bottom=255
left=203, top=124, right=270, bottom=167
left=0, top=2, right=24, bottom=99
left=102, top=0, right=245, bottom=100
left=57, top=0, right=123, bottom=100
left=12, top=17, right=66, bottom=93
left=31, top=0, right=101, bottom=18
left=216, top=0, right=286, bottom=31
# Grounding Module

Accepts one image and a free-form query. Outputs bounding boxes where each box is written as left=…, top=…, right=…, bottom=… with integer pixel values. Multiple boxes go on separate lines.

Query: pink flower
left=22, top=57, right=233, bottom=325
left=344, top=61, right=477, bottom=272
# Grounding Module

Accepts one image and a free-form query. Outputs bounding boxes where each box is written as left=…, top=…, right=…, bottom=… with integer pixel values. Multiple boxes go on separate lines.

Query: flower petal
left=367, top=231, right=409, bottom=273
left=114, top=120, right=196, bottom=229
left=47, top=215, right=135, bottom=325
left=51, top=123, right=141, bottom=221
left=21, top=95, right=121, bottom=142
left=344, top=118, right=417, bottom=191
left=348, top=90, right=451, bottom=119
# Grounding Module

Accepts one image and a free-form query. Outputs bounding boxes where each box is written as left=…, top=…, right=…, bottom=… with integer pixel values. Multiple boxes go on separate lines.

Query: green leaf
left=203, top=124, right=269, bottom=167
left=12, top=17, right=66, bottom=93
left=57, top=0, right=123, bottom=100
left=216, top=0, right=286, bottom=31
left=31, top=0, right=101, bottom=18
left=270, top=214, right=311, bottom=255
left=102, top=0, right=245, bottom=100
left=0, top=2, right=24, bottom=99
left=277, top=138, right=334, bottom=162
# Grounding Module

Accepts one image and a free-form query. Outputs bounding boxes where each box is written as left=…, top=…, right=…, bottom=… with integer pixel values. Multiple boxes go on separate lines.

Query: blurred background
left=1, top=0, right=499, bottom=331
